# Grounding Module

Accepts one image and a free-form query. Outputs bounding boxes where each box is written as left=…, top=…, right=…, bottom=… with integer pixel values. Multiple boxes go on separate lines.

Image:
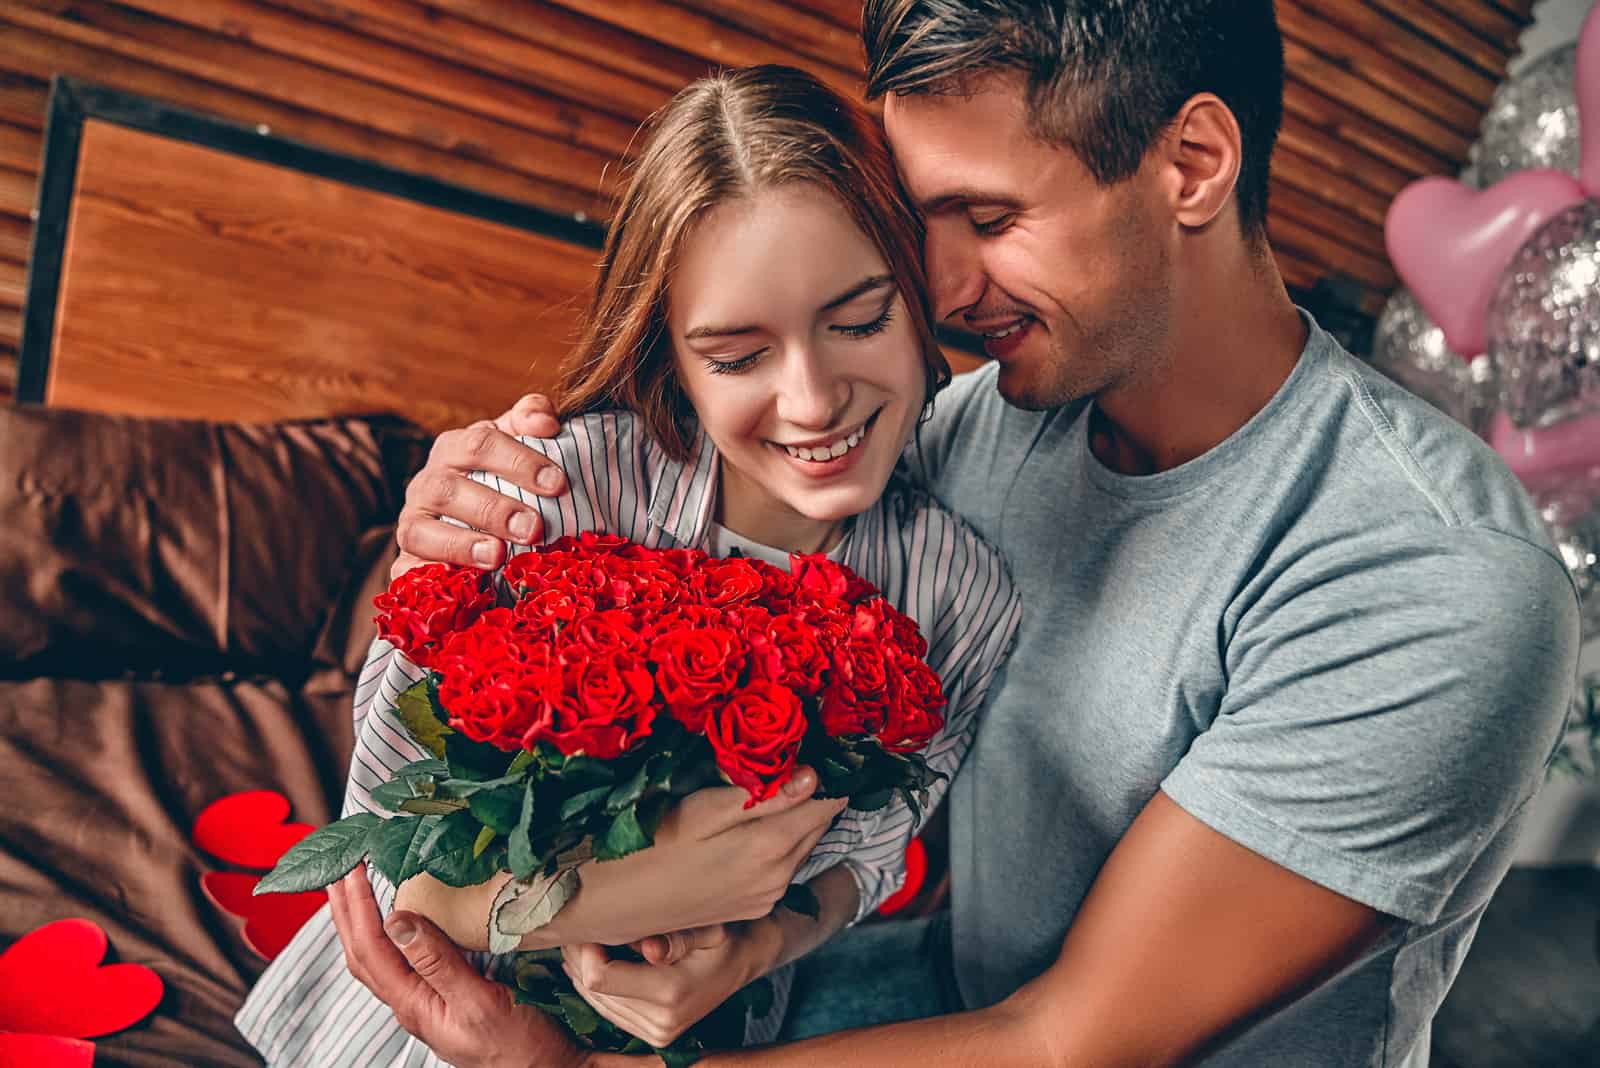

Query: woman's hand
left=387, top=768, right=846, bottom=954
left=562, top=923, right=776, bottom=1049
left=554, top=768, right=846, bottom=948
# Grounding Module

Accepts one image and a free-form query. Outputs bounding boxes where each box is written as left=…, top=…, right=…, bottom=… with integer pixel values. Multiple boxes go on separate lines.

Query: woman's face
left=668, top=183, right=928, bottom=551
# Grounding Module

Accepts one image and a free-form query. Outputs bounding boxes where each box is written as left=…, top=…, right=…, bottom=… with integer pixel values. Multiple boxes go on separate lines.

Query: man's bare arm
left=586, top=790, right=1389, bottom=1068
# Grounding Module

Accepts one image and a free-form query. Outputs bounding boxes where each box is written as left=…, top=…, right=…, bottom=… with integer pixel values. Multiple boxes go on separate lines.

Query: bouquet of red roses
left=259, top=532, right=947, bottom=1064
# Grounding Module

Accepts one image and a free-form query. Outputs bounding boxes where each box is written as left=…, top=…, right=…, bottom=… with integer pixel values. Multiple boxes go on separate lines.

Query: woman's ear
left=1161, top=93, right=1243, bottom=230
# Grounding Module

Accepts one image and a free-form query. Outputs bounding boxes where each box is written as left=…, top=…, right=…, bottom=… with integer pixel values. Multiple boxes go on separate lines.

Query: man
left=332, top=2, right=1579, bottom=1064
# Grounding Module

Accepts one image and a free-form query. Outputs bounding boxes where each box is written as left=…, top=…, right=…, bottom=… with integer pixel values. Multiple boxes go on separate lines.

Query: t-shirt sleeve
left=1161, top=524, right=1579, bottom=925
left=804, top=501, right=1023, bottom=922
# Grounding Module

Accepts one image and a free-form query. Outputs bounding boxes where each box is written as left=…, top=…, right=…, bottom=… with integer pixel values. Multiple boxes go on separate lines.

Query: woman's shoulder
left=872, top=473, right=1018, bottom=609
left=512, top=410, right=647, bottom=462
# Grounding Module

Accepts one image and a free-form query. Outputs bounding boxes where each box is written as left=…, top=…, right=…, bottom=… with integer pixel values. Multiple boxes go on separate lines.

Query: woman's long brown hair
left=555, top=64, right=949, bottom=460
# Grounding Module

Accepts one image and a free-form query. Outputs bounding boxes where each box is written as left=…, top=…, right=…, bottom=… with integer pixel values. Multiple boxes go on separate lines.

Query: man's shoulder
left=1297, top=342, right=1550, bottom=549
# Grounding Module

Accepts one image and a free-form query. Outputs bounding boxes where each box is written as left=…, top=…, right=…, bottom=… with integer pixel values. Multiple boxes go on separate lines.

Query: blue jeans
left=777, top=911, right=963, bottom=1041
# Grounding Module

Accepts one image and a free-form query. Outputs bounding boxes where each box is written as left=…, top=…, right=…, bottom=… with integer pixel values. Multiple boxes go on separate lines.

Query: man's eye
left=970, top=213, right=1014, bottom=235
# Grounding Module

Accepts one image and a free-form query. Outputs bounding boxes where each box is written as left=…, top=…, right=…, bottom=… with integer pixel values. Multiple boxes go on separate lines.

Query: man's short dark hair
left=862, top=0, right=1284, bottom=236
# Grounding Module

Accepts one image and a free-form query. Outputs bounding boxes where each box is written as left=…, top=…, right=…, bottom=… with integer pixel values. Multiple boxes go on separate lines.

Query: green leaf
left=606, top=759, right=655, bottom=813
left=850, top=787, right=894, bottom=812
left=472, top=825, right=496, bottom=858
left=396, top=679, right=451, bottom=759
left=559, top=784, right=614, bottom=822
left=656, top=1045, right=703, bottom=1068
left=489, top=866, right=581, bottom=953
left=445, top=730, right=516, bottom=782
left=779, top=883, right=820, bottom=919
left=557, top=993, right=602, bottom=1036
left=398, top=796, right=470, bottom=816
left=396, top=757, right=450, bottom=779
left=509, top=782, right=538, bottom=880
left=593, top=802, right=651, bottom=861
left=469, top=784, right=526, bottom=835
left=368, top=813, right=440, bottom=887
left=507, top=750, right=537, bottom=776
left=559, top=756, right=618, bottom=786
left=421, top=810, right=504, bottom=887
left=254, top=812, right=382, bottom=895
left=370, top=777, right=429, bottom=812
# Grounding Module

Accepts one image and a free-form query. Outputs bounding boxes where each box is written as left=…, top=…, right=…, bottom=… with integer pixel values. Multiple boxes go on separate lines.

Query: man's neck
left=1091, top=252, right=1307, bottom=476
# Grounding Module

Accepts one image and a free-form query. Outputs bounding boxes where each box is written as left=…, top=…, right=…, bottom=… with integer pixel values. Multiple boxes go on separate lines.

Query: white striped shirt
left=236, top=412, right=1021, bottom=1065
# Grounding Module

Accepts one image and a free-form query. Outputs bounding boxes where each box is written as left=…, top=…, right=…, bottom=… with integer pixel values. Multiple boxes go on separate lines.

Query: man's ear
left=1160, top=94, right=1243, bottom=230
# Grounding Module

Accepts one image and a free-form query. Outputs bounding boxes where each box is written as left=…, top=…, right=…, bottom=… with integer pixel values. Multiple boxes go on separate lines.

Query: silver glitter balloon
left=1542, top=494, right=1600, bottom=634
left=1473, top=43, right=1580, bottom=187
left=1487, top=199, right=1600, bottom=428
left=1367, top=288, right=1495, bottom=432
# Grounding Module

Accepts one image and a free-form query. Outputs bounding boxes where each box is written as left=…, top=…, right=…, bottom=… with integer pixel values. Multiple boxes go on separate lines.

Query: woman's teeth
left=784, top=425, right=865, bottom=462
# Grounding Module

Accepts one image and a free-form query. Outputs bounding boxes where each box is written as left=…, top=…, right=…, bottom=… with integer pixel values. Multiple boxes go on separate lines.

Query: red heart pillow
left=0, top=918, right=163, bottom=1038
left=192, top=790, right=315, bottom=871
left=0, top=1033, right=96, bottom=1067
left=200, top=872, right=328, bottom=959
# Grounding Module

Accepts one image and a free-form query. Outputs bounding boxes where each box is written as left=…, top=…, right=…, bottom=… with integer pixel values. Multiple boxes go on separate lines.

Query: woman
left=235, top=64, right=1020, bottom=1065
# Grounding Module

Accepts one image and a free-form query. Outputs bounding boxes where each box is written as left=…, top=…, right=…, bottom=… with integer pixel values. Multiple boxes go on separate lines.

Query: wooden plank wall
left=0, top=0, right=1536, bottom=404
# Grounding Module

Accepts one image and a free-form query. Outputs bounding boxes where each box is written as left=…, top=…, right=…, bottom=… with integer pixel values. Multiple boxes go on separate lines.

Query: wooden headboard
left=19, top=79, right=606, bottom=433
left=19, top=79, right=984, bottom=432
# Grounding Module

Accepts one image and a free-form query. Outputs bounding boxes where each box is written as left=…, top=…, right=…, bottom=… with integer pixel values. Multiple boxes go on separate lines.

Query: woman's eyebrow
left=821, top=274, right=896, bottom=312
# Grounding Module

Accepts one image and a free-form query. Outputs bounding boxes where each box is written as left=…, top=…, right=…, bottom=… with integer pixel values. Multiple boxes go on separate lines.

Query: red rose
left=649, top=626, right=747, bottom=732
left=526, top=647, right=657, bottom=759
left=576, top=531, right=631, bottom=553
left=791, top=555, right=876, bottom=604
left=561, top=608, right=647, bottom=657
left=850, top=599, right=929, bottom=660
left=708, top=681, right=809, bottom=806
left=607, top=558, right=683, bottom=611
left=513, top=585, right=597, bottom=635
left=819, top=638, right=894, bottom=737
left=624, top=545, right=707, bottom=578
left=373, top=563, right=496, bottom=669
left=690, top=557, right=767, bottom=608
left=435, top=614, right=556, bottom=750
left=721, top=603, right=774, bottom=637
left=645, top=603, right=727, bottom=640
left=748, top=611, right=830, bottom=696
left=878, top=655, right=947, bottom=752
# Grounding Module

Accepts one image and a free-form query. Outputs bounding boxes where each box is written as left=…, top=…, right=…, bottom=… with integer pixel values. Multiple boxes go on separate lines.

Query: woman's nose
left=774, top=347, right=849, bottom=430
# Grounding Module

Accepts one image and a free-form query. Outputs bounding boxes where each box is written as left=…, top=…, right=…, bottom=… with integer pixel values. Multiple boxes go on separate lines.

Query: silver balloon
left=1473, top=43, right=1580, bottom=187
left=1367, top=288, right=1495, bottom=432
left=1542, top=494, right=1600, bottom=635
left=1487, top=200, right=1600, bottom=428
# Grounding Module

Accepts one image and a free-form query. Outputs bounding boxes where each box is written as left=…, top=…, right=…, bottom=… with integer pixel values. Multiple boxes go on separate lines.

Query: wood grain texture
left=0, top=0, right=1536, bottom=385
left=46, top=121, right=594, bottom=430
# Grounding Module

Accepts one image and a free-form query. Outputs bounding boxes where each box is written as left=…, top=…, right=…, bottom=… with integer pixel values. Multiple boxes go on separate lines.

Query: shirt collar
left=645, top=424, right=719, bottom=549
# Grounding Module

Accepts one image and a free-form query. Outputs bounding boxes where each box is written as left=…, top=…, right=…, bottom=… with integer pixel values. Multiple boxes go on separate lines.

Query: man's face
left=883, top=75, right=1175, bottom=410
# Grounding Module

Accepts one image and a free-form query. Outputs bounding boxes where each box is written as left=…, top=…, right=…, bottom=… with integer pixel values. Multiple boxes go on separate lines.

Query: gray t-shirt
left=905, top=314, right=1579, bottom=1065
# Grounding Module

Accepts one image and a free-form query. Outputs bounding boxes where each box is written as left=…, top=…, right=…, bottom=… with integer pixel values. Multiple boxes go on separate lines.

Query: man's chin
left=994, top=361, right=1076, bottom=412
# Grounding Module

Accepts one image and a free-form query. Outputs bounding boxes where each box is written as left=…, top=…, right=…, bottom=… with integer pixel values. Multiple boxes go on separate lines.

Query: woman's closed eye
left=831, top=301, right=895, bottom=339
left=704, top=349, right=767, bottom=375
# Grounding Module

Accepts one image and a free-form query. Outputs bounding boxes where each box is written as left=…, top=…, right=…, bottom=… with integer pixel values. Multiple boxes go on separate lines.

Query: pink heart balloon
left=1384, top=170, right=1587, bottom=358
left=1579, top=2, right=1599, bottom=196
left=1489, top=409, right=1600, bottom=503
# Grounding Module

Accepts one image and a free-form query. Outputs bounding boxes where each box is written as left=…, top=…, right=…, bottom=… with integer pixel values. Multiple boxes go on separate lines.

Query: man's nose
left=925, top=224, right=986, bottom=323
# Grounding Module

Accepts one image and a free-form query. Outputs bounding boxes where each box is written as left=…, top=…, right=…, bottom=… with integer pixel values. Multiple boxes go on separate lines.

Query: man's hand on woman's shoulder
left=395, top=393, right=569, bottom=577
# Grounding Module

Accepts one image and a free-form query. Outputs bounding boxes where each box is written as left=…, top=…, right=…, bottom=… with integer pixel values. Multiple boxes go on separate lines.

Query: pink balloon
left=1580, top=2, right=1600, bottom=196
left=1384, top=170, right=1587, bottom=358
left=1489, top=408, right=1600, bottom=502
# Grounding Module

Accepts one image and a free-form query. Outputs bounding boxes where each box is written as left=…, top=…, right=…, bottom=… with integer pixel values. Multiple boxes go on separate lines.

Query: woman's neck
left=716, top=459, right=847, bottom=555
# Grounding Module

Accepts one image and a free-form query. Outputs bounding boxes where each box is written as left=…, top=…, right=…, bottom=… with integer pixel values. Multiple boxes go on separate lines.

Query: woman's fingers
left=634, top=924, right=728, bottom=966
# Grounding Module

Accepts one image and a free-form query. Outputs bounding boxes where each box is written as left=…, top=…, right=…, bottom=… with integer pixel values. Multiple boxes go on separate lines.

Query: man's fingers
left=405, top=463, right=547, bottom=545
left=433, top=421, right=566, bottom=499
left=497, top=394, right=558, bottom=436
left=395, top=506, right=507, bottom=570
left=329, top=865, right=432, bottom=1011
left=385, top=908, right=499, bottom=1012
left=563, top=947, right=682, bottom=1004
left=503, top=394, right=562, bottom=439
